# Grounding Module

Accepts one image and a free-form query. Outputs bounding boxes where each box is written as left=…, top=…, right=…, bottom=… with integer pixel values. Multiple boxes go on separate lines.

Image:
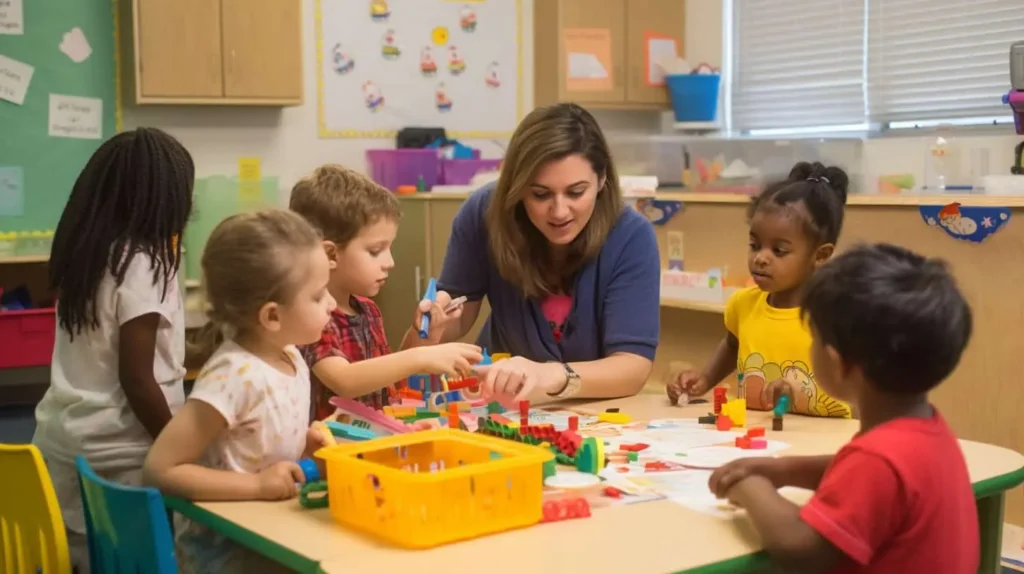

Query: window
left=729, top=0, right=1023, bottom=133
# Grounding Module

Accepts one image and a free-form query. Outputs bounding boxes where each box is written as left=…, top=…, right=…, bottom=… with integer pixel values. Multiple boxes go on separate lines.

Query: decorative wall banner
left=636, top=199, right=682, bottom=226
left=919, top=202, right=1011, bottom=244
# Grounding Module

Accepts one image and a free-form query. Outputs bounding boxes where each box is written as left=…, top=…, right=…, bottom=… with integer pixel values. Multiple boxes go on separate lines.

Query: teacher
left=404, top=103, right=661, bottom=404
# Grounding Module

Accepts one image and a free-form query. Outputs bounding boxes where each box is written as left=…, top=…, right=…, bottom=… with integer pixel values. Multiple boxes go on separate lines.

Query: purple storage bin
left=366, top=149, right=440, bottom=191
left=440, top=159, right=503, bottom=185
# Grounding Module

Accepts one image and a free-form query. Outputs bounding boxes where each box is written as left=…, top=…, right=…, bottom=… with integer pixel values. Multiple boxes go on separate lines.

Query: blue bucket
left=666, top=74, right=721, bottom=123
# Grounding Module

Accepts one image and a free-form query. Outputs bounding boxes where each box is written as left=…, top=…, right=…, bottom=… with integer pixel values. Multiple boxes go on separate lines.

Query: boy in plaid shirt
left=289, top=165, right=483, bottom=421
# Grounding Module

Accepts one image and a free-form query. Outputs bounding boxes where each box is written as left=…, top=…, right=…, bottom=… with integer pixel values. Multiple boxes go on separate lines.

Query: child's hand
left=413, top=343, right=483, bottom=378
left=406, top=418, right=441, bottom=431
left=257, top=461, right=305, bottom=500
left=708, top=457, right=787, bottom=499
left=413, top=290, right=464, bottom=343
left=666, top=370, right=709, bottom=405
left=302, top=426, right=331, bottom=460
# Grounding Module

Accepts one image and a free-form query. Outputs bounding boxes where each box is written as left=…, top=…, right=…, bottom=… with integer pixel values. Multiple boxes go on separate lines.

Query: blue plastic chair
left=74, top=456, right=177, bottom=573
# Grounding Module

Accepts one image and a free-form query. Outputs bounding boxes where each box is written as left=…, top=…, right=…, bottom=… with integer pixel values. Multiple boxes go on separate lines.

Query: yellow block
left=491, top=353, right=511, bottom=362
left=721, top=398, right=746, bottom=427
left=597, top=412, right=631, bottom=424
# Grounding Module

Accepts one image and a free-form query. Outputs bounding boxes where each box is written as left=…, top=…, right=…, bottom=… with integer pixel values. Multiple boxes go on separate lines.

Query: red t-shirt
left=799, top=409, right=978, bottom=573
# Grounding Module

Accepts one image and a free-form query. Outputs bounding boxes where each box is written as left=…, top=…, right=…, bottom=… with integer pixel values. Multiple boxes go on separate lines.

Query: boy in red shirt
left=289, top=165, right=483, bottom=421
left=709, top=243, right=978, bottom=572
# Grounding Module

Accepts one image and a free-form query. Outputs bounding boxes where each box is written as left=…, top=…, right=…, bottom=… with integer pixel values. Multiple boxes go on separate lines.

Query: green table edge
left=673, top=464, right=1024, bottom=573
left=164, top=496, right=322, bottom=574
left=163, top=464, right=1024, bottom=574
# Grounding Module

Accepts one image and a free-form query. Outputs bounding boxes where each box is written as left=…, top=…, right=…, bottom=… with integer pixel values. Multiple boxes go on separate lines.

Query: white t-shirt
left=34, top=250, right=186, bottom=470
left=176, top=340, right=310, bottom=574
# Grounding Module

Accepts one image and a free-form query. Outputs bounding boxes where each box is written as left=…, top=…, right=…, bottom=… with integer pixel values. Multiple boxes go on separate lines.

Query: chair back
left=0, top=443, right=71, bottom=574
left=75, top=456, right=177, bottom=573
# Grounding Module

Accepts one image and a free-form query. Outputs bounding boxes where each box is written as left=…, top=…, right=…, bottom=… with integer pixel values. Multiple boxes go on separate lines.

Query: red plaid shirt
left=300, top=296, right=395, bottom=421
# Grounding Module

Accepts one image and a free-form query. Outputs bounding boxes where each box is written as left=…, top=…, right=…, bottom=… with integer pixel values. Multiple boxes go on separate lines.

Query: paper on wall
left=645, top=35, right=678, bottom=86
left=0, top=0, right=23, bottom=35
left=59, top=27, right=92, bottom=63
left=0, top=166, right=24, bottom=216
left=49, top=94, right=103, bottom=139
left=0, top=53, right=33, bottom=105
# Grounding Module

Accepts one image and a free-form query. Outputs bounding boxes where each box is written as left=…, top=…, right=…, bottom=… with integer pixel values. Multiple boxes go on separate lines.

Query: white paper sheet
left=49, top=94, right=102, bottom=140
left=567, top=52, right=608, bottom=79
left=0, top=0, right=23, bottom=35
left=59, top=27, right=92, bottom=63
left=0, top=53, right=33, bottom=105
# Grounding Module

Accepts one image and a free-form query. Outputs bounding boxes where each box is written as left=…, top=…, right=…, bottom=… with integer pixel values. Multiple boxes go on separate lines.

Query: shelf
left=660, top=297, right=725, bottom=314
left=0, top=254, right=50, bottom=264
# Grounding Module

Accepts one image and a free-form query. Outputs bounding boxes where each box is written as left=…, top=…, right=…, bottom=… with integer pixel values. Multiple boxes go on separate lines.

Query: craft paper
left=919, top=203, right=1011, bottom=244
left=0, top=53, right=34, bottom=105
left=564, top=28, right=613, bottom=91
left=237, top=157, right=262, bottom=204
left=48, top=94, right=102, bottom=139
left=0, top=166, right=24, bottom=216
left=0, top=0, right=23, bottom=35
left=59, top=27, right=92, bottom=63
left=644, top=33, right=678, bottom=86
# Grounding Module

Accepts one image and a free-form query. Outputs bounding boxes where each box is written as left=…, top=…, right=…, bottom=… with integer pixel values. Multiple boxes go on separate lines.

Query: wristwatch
left=548, top=363, right=582, bottom=399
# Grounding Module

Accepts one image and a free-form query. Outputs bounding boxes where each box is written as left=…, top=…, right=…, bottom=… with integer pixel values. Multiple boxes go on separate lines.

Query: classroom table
left=164, top=394, right=1024, bottom=574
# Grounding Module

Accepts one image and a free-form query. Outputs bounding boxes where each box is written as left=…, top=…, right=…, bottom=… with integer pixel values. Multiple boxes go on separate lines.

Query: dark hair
left=749, top=161, right=849, bottom=246
left=50, top=127, right=194, bottom=338
left=801, top=243, right=972, bottom=394
left=486, top=102, right=623, bottom=298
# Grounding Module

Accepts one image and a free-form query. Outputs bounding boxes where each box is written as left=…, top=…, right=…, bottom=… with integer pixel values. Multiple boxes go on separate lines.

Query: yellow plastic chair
left=0, top=444, right=71, bottom=574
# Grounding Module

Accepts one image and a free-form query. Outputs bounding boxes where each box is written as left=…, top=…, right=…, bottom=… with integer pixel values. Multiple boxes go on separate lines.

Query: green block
left=486, top=402, right=504, bottom=414
left=542, top=458, right=557, bottom=479
left=627, top=451, right=639, bottom=462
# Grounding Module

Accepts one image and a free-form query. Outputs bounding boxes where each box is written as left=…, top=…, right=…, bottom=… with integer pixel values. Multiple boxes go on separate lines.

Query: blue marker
left=419, top=277, right=438, bottom=339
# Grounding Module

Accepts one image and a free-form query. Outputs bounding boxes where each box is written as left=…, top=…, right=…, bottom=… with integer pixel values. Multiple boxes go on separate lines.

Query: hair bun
left=787, top=161, right=849, bottom=205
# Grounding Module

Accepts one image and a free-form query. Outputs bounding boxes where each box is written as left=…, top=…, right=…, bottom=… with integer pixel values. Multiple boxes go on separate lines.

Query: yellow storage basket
left=316, top=428, right=553, bottom=548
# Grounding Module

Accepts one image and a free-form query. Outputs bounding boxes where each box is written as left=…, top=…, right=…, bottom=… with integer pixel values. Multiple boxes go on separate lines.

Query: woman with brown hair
left=403, top=103, right=660, bottom=403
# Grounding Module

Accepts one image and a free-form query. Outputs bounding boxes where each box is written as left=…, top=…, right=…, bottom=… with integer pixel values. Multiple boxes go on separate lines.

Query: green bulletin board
left=0, top=0, right=118, bottom=232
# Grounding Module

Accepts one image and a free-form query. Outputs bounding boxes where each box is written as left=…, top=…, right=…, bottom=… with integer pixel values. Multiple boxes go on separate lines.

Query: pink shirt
left=540, top=294, right=573, bottom=343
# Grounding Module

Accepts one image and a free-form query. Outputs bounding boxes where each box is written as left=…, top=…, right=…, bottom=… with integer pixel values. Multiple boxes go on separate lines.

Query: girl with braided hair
left=33, top=127, right=194, bottom=572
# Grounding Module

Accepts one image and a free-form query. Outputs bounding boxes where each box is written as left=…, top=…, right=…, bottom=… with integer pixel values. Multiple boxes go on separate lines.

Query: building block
left=597, top=412, right=631, bottom=424
left=697, top=415, right=716, bottom=425
left=716, top=415, right=733, bottom=431
left=574, top=436, right=605, bottom=474
left=627, top=451, right=639, bottom=462
left=568, top=415, right=579, bottom=431
left=486, top=401, right=504, bottom=414
left=746, top=427, right=765, bottom=438
left=519, top=400, right=530, bottom=427
left=620, top=443, right=649, bottom=452
left=735, top=436, right=752, bottom=449
left=721, top=398, right=746, bottom=427
left=750, top=438, right=768, bottom=449
left=772, top=416, right=784, bottom=431
left=446, top=376, right=479, bottom=391
left=541, top=498, right=591, bottom=523
left=713, top=387, right=728, bottom=414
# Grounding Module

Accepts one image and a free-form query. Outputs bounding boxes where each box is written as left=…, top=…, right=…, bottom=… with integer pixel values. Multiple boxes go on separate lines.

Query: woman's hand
left=412, top=290, right=464, bottom=344
left=475, top=356, right=565, bottom=404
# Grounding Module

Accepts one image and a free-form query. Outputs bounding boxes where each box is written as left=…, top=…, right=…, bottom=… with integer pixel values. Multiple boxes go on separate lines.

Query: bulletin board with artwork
left=316, top=0, right=523, bottom=139
left=0, top=0, right=119, bottom=232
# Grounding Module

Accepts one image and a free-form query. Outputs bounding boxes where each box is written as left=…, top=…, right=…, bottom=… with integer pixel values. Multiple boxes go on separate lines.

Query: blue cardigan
left=437, top=184, right=661, bottom=363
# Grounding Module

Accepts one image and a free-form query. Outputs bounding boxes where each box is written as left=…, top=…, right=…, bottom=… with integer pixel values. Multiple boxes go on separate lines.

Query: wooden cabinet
left=120, top=0, right=303, bottom=105
left=374, top=197, right=489, bottom=351
left=534, top=0, right=685, bottom=110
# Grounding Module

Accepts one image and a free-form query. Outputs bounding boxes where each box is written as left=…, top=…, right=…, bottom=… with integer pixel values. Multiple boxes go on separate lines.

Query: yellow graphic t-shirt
left=724, top=287, right=851, bottom=418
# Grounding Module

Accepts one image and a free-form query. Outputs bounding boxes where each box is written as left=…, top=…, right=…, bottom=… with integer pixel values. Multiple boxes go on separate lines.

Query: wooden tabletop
left=170, top=394, right=1024, bottom=574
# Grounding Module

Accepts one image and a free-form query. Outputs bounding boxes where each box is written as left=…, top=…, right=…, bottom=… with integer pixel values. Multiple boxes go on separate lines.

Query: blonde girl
left=143, top=209, right=335, bottom=573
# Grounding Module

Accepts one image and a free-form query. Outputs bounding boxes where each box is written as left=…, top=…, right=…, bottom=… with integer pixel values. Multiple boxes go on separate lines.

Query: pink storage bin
left=366, top=149, right=441, bottom=191
left=0, top=307, right=56, bottom=368
left=440, top=159, right=503, bottom=185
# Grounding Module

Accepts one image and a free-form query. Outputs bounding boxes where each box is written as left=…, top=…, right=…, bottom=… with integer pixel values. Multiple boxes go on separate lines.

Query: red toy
left=541, top=498, right=591, bottom=522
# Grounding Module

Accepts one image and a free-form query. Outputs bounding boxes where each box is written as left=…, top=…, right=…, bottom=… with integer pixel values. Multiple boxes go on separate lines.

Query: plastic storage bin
left=0, top=308, right=56, bottom=368
left=316, top=428, right=552, bottom=548
left=666, top=74, right=721, bottom=123
left=440, top=159, right=502, bottom=185
left=366, top=149, right=441, bottom=191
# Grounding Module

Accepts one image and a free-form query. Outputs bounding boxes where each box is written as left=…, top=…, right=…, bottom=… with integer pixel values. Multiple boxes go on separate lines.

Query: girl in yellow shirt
left=667, top=161, right=852, bottom=418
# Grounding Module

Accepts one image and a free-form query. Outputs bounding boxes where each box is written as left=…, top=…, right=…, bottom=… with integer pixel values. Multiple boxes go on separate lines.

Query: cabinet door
left=220, top=0, right=303, bottom=101
left=625, top=0, right=686, bottom=104
left=136, top=0, right=223, bottom=98
left=555, top=0, right=627, bottom=104
left=376, top=200, right=429, bottom=351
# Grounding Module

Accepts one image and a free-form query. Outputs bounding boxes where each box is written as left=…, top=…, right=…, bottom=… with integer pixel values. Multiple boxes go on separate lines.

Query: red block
left=713, top=387, right=728, bottom=415
left=746, top=427, right=765, bottom=438
left=568, top=415, right=579, bottom=431
left=446, top=376, right=479, bottom=391
left=716, top=415, right=733, bottom=431
left=620, top=443, right=650, bottom=452
left=735, top=436, right=752, bottom=449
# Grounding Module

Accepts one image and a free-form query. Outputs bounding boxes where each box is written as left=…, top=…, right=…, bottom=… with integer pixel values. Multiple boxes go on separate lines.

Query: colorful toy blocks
left=716, top=415, right=733, bottom=431
left=720, top=398, right=746, bottom=427
left=597, top=411, right=631, bottom=424
left=541, top=497, right=591, bottom=523
left=735, top=427, right=769, bottom=450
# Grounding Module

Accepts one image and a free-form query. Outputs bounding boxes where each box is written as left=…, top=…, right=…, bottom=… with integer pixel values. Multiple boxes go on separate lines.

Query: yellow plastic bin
left=316, top=428, right=552, bottom=548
